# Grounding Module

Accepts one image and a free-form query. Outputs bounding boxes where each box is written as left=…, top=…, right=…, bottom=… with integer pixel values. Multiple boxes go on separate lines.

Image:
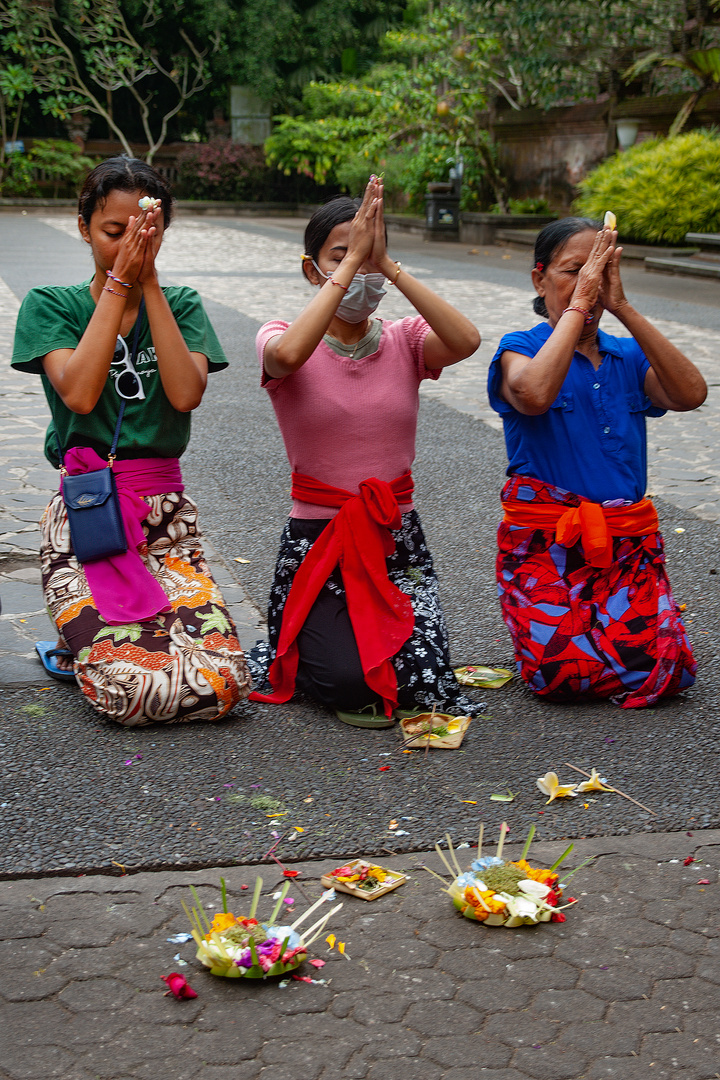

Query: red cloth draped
left=249, top=471, right=415, bottom=715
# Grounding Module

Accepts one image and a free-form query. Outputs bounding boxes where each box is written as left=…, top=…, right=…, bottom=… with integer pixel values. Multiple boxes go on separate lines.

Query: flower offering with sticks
left=428, top=824, right=590, bottom=927
left=182, top=876, right=341, bottom=978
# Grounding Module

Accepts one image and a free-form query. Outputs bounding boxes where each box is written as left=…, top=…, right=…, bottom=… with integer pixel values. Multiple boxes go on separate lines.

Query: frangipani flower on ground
left=537, top=771, right=578, bottom=804
left=574, top=768, right=613, bottom=793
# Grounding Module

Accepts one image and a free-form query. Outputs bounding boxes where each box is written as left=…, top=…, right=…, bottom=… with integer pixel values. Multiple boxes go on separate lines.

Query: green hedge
left=574, top=131, right=720, bottom=244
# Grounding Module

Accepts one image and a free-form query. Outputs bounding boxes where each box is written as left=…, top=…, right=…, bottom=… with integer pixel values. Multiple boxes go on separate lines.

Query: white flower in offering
left=536, top=771, right=578, bottom=804
left=517, top=878, right=552, bottom=899
left=138, top=196, right=162, bottom=211
left=603, top=210, right=617, bottom=230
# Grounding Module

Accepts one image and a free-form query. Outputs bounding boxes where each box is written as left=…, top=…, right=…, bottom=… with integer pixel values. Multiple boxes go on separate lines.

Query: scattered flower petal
left=378, top=766, right=390, bottom=772
left=536, top=771, right=578, bottom=804
left=166, top=933, right=193, bottom=944
left=161, top=973, right=197, bottom=999
left=575, top=768, right=613, bottom=793
left=697, top=878, right=711, bottom=885
left=684, top=856, right=695, bottom=866
left=309, top=958, right=326, bottom=969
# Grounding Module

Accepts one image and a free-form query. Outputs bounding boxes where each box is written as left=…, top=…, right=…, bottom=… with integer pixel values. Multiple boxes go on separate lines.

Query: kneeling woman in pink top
left=248, top=177, right=482, bottom=727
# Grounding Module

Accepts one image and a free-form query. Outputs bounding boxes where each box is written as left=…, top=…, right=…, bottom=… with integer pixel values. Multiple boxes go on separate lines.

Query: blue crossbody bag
left=55, top=302, right=144, bottom=564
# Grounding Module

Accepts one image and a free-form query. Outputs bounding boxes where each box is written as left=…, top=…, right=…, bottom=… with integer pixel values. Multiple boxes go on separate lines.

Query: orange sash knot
left=503, top=495, right=659, bottom=568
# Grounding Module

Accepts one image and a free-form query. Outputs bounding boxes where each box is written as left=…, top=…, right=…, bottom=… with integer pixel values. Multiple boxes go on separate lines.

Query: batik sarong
left=248, top=511, right=483, bottom=716
left=41, top=490, right=251, bottom=726
left=496, top=475, right=696, bottom=708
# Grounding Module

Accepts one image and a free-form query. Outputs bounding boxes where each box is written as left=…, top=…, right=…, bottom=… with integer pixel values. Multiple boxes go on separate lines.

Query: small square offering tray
left=400, top=713, right=472, bottom=749
left=320, top=859, right=407, bottom=901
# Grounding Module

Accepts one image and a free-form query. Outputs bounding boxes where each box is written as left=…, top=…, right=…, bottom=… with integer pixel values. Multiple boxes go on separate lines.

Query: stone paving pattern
left=1, top=833, right=718, bottom=1080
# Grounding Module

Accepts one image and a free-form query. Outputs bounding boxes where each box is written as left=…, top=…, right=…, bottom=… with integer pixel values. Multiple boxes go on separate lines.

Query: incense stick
left=563, top=762, right=656, bottom=816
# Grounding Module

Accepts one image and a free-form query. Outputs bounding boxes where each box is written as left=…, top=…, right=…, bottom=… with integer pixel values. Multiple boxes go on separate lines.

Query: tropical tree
left=0, top=61, right=34, bottom=184
left=623, top=0, right=720, bottom=134
left=0, top=0, right=228, bottom=161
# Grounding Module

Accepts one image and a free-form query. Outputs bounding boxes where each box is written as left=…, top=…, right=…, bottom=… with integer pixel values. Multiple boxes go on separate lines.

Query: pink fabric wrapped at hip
left=62, top=449, right=184, bottom=625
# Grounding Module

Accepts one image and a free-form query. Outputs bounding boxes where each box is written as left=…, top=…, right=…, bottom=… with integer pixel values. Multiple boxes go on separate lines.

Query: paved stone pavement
left=1, top=832, right=718, bottom=1080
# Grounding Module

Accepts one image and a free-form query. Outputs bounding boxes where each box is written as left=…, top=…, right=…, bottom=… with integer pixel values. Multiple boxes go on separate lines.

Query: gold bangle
left=388, top=262, right=402, bottom=285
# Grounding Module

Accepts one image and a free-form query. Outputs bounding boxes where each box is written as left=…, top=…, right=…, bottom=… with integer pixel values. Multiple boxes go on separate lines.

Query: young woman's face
left=533, top=230, right=600, bottom=327
left=78, top=189, right=164, bottom=271
left=303, top=220, right=375, bottom=284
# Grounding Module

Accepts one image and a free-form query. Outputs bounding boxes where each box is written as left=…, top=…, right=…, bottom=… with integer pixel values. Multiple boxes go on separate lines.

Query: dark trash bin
left=425, top=184, right=460, bottom=241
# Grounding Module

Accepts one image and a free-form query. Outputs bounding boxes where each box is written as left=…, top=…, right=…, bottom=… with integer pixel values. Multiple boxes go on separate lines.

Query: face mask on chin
left=312, top=261, right=387, bottom=323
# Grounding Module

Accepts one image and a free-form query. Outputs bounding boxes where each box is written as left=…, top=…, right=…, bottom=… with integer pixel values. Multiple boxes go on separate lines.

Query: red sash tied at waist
left=249, top=471, right=415, bottom=716
left=503, top=494, right=659, bottom=569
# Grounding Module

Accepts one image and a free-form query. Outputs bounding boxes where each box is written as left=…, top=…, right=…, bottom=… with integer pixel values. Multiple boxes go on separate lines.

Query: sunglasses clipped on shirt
left=111, top=334, right=145, bottom=400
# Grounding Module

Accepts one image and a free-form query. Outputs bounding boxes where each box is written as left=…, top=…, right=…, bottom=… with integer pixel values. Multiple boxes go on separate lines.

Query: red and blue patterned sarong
left=496, top=475, right=696, bottom=708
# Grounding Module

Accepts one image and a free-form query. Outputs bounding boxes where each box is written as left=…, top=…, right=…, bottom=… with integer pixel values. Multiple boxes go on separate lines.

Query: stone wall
left=494, top=89, right=720, bottom=210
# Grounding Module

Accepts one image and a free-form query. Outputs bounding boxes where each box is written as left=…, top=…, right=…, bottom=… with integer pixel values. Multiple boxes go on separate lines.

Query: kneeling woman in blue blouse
left=488, top=218, right=706, bottom=708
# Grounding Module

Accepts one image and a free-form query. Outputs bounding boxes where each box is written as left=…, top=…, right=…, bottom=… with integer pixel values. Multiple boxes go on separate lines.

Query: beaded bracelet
left=387, top=261, right=402, bottom=285
left=106, top=270, right=132, bottom=289
left=562, top=305, right=593, bottom=324
left=331, top=279, right=349, bottom=291
left=103, top=285, right=128, bottom=299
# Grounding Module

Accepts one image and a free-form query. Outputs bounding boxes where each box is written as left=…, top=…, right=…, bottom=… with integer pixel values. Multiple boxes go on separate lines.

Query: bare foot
left=54, top=635, right=74, bottom=673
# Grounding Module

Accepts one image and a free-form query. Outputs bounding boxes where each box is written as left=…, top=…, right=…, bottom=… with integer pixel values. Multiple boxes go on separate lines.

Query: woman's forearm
left=384, top=264, right=480, bottom=366
left=142, top=282, right=207, bottom=411
left=264, top=253, right=365, bottom=378
left=613, top=301, right=707, bottom=411
left=501, top=309, right=586, bottom=414
left=42, top=290, right=131, bottom=414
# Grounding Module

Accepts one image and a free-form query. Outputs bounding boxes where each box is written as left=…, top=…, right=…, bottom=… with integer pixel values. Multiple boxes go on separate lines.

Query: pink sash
left=62, top=449, right=184, bottom=625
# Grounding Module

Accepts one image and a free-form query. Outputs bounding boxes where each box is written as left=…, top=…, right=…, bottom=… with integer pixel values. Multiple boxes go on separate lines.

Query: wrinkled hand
left=599, top=245, right=627, bottom=315
left=345, top=176, right=379, bottom=267
left=571, top=227, right=617, bottom=311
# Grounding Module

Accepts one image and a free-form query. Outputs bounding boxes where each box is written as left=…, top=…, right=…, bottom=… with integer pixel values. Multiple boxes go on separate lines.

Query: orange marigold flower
left=205, top=911, right=238, bottom=937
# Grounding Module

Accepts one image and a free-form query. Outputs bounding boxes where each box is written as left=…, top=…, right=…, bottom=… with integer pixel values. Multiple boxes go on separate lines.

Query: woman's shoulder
left=495, top=322, right=551, bottom=357
left=20, top=281, right=92, bottom=309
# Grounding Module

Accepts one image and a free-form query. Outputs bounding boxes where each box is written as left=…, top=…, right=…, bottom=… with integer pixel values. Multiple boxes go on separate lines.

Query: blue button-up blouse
left=487, top=322, right=665, bottom=504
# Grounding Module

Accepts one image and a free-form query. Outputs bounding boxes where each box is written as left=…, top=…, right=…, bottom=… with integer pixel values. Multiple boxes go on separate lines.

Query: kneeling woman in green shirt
left=12, top=157, right=250, bottom=725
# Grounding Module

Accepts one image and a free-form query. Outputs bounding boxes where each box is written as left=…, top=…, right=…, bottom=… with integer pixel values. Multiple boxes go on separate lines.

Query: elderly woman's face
left=533, top=230, right=600, bottom=328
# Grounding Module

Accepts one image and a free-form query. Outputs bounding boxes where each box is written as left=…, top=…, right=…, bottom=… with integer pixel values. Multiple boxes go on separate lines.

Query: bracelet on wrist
left=103, top=285, right=128, bottom=299
left=331, top=279, right=349, bottom=291
left=387, top=261, right=402, bottom=285
left=562, top=305, right=593, bottom=324
left=106, top=270, right=132, bottom=289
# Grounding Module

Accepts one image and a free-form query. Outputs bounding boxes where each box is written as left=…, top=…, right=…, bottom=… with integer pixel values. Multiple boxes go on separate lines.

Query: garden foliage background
left=2, top=0, right=720, bottom=237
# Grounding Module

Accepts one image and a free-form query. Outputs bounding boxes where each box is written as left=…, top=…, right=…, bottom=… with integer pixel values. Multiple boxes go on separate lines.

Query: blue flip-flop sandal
left=35, top=641, right=77, bottom=684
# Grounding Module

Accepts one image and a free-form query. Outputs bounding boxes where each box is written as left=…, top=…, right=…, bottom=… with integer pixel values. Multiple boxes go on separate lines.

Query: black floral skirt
left=248, top=511, right=484, bottom=716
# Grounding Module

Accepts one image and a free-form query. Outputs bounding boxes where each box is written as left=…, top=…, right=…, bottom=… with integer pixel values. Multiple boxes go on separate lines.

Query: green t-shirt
left=11, top=281, right=228, bottom=467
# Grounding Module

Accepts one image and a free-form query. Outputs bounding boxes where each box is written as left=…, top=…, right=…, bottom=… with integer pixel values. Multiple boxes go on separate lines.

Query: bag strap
left=55, top=297, right=146, bottom=472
